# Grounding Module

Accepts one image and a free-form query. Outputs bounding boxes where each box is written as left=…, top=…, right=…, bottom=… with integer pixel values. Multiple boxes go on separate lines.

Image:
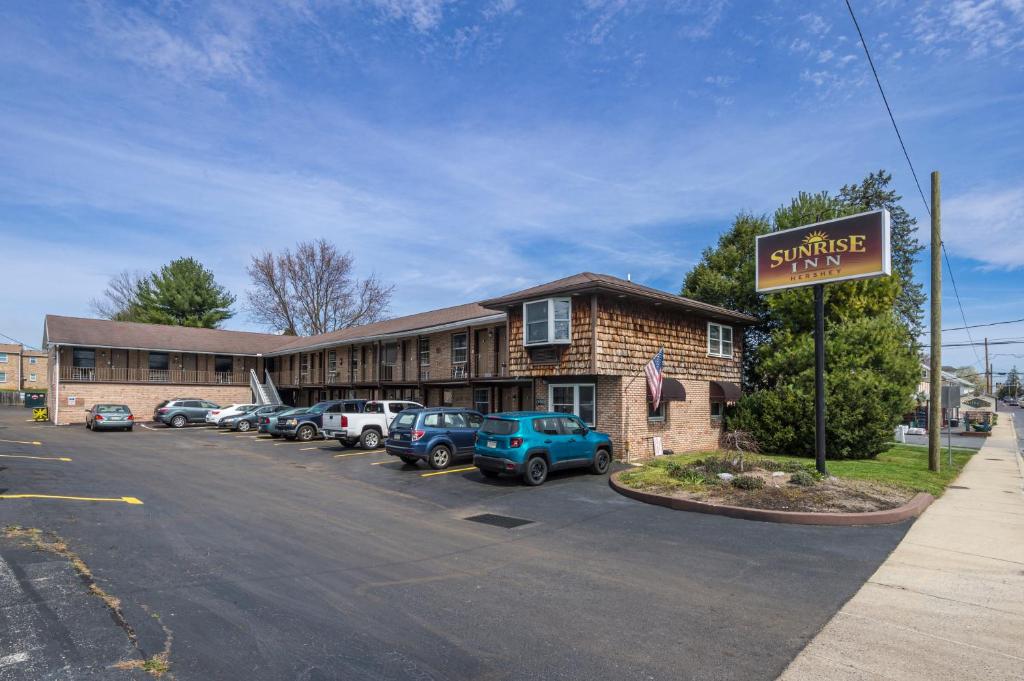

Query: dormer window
left=523, top=297, right=571, bottom=346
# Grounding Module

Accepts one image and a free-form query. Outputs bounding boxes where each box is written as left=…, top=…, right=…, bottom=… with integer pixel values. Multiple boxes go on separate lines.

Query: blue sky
left=1, top=1, right=1022, bottom=378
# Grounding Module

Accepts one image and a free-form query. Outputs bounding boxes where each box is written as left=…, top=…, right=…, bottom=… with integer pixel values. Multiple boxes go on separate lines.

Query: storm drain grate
left=465, top=513, right=534, bottom=529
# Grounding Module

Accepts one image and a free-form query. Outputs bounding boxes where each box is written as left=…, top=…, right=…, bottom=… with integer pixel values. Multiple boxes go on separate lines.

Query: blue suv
left=385, top=407, right=484, bottom=469
left=473, top=412, right=613, bottom=485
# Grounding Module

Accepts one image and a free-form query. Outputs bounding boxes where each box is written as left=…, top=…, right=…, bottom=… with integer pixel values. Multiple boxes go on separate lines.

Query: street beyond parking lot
left=0, top=410, right=911, bottom=681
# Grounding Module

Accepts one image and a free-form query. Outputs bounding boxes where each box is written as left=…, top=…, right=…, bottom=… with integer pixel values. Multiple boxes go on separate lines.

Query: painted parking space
left=0, top=454, right=72, bottom=462
left=420, top=466, right=476, bottom=478
left=0, top=494, right=143, bottom=504
left=0, top=438, right=42, bottom=446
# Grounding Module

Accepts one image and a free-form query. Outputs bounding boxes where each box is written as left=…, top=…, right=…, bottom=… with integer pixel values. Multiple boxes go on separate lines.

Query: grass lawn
left=620, top=443, right=976, bottom=498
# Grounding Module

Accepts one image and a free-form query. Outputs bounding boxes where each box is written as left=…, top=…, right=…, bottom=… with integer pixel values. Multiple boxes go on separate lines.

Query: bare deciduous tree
left=90, top=270, right=145, bottom=320
left=246, top=239, right=393, bottom=336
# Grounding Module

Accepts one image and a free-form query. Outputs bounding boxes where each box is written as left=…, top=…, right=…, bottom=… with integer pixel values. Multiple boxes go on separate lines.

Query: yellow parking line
left=0, top=439, right=42, bottom=446
left=0, top=494, right=143, bottom=504
left=420, top=466, right=476, bottom=478
left=370, top=460, right=395, bottom=466
left=333, top=450, right=384, bottom=458
left=0, top=454, right=72, bottom=462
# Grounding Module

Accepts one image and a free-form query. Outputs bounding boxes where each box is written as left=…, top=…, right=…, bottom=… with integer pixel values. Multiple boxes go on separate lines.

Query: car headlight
left=286, top=419, right=297, bottom=426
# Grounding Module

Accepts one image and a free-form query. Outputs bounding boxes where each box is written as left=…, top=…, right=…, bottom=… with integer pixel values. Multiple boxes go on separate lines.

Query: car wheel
left=237, top=420, right=251, bottom=432
left=360, top=430, right=381, bottom=449
left=85, top=421, right=92, bottom=430
left=126, top=426, right=133, bottom=432
left=171, top=414, right=187, bottom=428
left=480, top=469, right=500, bottom=479
left=297, top=425, right=315, bottom=442
left=399, top=456, right=419, bottom=465
left=523, top=456, right=548, bottom=486
left=591, top=448, right=611, bottom=475
left=428, top=445, right=452, bottom=470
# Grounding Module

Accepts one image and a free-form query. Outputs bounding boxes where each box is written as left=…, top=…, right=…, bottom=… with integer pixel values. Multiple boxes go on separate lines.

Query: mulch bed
left=669, top=476, right=913, bottom=513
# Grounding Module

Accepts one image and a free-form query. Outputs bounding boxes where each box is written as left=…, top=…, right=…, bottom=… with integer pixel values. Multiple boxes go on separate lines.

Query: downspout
left=53, top=344, right=60, bottom=426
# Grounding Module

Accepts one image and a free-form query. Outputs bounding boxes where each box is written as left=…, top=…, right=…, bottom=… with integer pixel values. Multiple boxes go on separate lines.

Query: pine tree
left=132, top=258, right=236, bottom=328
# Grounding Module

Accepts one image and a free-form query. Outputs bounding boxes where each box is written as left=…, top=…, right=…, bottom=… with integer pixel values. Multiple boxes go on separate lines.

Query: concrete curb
left=609, top=471, right=933, bottom=526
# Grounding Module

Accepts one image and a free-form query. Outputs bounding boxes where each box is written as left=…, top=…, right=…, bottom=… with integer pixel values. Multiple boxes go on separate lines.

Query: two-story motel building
left=44, top=273, right=751, bottom=459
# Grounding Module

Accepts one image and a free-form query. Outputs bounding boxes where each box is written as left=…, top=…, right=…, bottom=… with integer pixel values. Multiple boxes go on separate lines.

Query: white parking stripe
left=0, top=652, right=29, bottom=668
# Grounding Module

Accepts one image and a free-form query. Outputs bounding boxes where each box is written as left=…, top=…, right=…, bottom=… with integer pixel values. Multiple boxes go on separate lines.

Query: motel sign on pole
left=755, top=209, right=892, bottom=475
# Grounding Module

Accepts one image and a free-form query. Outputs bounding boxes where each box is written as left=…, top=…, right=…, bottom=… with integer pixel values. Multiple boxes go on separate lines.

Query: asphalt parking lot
left=0, top=409, right=912, bottom=681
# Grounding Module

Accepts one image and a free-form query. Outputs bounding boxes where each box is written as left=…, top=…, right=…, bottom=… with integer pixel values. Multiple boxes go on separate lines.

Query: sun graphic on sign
left=802, top=230, right=829, bottom=245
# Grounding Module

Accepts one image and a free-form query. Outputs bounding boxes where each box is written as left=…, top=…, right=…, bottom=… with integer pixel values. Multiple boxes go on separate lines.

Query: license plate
left=109, top=416, right=123, bottom=421
left=487, top=440, right=497, bottom=448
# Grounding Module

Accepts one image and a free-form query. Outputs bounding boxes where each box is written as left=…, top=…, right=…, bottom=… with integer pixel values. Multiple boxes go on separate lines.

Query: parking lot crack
left=4, top=525, right=174, bottom=677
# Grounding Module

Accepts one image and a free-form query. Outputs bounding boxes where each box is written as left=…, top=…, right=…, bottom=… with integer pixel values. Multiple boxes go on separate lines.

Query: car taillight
left=341, top=415, right=348, bottom=427
left=211, top=410, right=220, bottom=415
left=94, top=414, right=104, bottom=421
left=126, top=414, right=134, bottom=420
left=411, top=429, right=425, bottom=441
left=510, top=437, right=523, bottom=448
left=157, top=408, right=169, bottom=414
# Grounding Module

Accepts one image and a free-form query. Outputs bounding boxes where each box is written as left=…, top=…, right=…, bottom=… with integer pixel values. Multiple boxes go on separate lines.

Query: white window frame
left=29, top=373, right=37, bottom=382
left=707, top=322, right=734, bottom=358
left=548, top=383, right=596, bottom=427
left=29, top=357, right=37, bottom=365
left=647, top=400, right=666, bottom=422
left=710, top=401, right=724, bottom=421
left=451, top=333, right=468, bottom=365
left=0, top=353, right=7, bottom=364
left=523, top=297, right=572, bottom=347
left=0, top=371, right=7, bottom=383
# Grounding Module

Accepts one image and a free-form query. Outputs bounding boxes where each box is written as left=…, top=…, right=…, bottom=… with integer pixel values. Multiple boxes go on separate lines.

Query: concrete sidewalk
left=780, top=417, right=1024, bottom=680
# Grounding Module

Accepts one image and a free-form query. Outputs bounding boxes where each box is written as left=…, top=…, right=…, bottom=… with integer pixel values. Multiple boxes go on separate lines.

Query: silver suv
left=153, top=398, right=220, bottom=428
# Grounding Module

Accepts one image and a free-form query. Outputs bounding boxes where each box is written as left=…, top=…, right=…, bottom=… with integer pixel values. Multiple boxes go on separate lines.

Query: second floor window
left=29, top=357, right=37, bottom=365
left=419, top=338, right=430, bottom=365
left=72, top=348, right=95, bottom=368
left=0, top=353, right=7, bottom=363
left=523, top=298, right=571, bottom=346
left=452, top=334, right=468, bottom=364
left=707, top=323, right=734, bottom=358
left=148, top=352, right=169, bottom=371
left=214, top=355, right=233, bottom=374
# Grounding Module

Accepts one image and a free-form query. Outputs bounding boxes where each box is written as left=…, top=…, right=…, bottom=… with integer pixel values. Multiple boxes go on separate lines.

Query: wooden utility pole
left=928, top=171, right=942, bottom=473
left=984, top=338, right=990, bottom=394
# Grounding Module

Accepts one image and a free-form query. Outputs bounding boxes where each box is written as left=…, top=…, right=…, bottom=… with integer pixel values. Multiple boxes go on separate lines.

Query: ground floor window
left=710, top=401, right=723, bottom=421
left=647, top=400, right=666, bottom=421
left=549, top=383, right=595, bottom=426
left=474, top=388, right=490, bottom=414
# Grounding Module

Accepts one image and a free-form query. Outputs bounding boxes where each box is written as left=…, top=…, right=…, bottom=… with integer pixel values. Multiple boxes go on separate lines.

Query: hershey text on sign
left=755, top=209, right=891, bottom=292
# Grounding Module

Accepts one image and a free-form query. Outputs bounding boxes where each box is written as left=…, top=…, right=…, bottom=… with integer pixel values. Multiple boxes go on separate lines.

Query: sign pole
left=814, top=283, right=828, bottom=476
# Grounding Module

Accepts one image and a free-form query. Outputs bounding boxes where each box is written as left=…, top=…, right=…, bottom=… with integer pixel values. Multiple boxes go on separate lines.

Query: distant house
left=0, top=343, right=48, bottom=396
left=912, top=363, right=977, bottom=426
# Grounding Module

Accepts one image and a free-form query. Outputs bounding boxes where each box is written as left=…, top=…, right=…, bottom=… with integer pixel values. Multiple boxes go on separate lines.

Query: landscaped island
left=615, top=445, right=974, bottom=520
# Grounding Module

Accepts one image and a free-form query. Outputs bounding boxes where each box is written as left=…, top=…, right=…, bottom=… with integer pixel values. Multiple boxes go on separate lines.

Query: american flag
left=645, top=348, right=665, bottom=411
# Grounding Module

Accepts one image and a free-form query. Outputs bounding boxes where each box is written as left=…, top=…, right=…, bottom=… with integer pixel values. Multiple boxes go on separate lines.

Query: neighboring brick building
left=43, top=272, right=752, bottom=460
left=0, top=342, right=49, bottom=395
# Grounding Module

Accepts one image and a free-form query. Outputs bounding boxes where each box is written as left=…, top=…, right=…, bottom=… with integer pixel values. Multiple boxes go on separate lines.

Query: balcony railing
left=61, top=366, right=248, bottom=385
left=473, top=352, right=508, bottom=378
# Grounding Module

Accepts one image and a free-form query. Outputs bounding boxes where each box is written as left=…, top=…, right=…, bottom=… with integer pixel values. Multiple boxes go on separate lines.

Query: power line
left=0, top=332, right=35, bottom=349
left=844, top=0, right=982, bottom=368
left=921, top=317, right=1024, bottom=334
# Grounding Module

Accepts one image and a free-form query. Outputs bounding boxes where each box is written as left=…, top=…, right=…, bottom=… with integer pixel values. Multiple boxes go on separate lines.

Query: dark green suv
left=154, top=398, right=220, bottom=428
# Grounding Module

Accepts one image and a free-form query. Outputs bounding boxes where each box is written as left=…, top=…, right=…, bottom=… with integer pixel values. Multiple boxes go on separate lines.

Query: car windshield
left=393, top=412, right=418, bottom=429
left=97, top=405, right=129, bottom=414
left=481, top=417, right=518, bottom=435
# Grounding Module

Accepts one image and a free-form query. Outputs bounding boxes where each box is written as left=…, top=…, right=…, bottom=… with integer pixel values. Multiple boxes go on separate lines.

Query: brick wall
left=0, top=343, right=20, bottom=391
left=21, top=351, right=47, bottom=391
left=49, top=383, right=251, bottom=425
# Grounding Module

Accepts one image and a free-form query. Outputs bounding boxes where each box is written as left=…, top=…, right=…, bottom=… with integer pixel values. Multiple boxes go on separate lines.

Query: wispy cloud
left=944, top=185, right=1024, bottom=270
left=913, top=0, right=1024, bottom=57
